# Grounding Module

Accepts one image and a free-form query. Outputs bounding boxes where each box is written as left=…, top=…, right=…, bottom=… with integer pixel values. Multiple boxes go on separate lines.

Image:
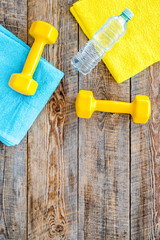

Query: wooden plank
left=150, top=63, right=160, bottom=239
left=27, top=0, right=78, bottom=239
left=78, top=29, right=130, bottom=239
left=0, top=0, right=27, bottom=239
left=131, top=63, right=160, bottom=239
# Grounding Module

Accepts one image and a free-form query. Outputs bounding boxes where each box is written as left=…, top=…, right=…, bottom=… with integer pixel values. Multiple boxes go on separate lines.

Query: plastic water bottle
left=72, top=8, right=134, bottom=75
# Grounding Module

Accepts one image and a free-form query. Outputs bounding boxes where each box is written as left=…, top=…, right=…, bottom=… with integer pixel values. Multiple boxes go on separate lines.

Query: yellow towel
left=70, top=0, right=160, bottom=83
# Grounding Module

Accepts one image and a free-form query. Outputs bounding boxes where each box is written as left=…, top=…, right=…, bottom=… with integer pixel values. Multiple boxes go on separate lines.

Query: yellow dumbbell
left=76, top=90, right=151, bottom=124
left=8, top=21, right=58, bottom=95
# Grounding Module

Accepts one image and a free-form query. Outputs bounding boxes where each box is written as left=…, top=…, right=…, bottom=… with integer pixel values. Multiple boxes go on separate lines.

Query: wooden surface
left=0, top=0, right=159, bottom=239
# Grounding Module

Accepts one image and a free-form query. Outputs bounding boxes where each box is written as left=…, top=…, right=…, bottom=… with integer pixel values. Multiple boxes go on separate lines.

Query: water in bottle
left=72, top=8, right=134, bottom=75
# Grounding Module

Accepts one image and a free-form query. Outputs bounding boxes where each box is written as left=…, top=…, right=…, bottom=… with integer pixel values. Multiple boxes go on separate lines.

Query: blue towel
left=0, top=25, right=64, bottom=146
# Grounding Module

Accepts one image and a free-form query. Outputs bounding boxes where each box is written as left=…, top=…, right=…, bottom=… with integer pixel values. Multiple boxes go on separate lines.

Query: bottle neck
left=120, top=13, right=129, bottom=22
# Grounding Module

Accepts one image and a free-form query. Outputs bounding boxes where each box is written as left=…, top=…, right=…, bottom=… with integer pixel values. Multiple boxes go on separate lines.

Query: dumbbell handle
left=22, top=38, right=45, bottom=77
left=95, top=100, right=132, bottom=115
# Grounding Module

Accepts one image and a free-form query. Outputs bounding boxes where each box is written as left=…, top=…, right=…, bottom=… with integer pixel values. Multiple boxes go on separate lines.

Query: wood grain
left=131, top=63, right=160, bottom=239
left=0, top=1, right=27, bottom=239
left=27, top=0, right=78, bottom=239
left=78, top=29, right=130, bottom=239
left=149, top=63, right=160, bottom=239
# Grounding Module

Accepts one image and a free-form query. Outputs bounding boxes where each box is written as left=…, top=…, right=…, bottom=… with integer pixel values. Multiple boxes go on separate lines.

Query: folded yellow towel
left=70, top=0, right=160, bottom=83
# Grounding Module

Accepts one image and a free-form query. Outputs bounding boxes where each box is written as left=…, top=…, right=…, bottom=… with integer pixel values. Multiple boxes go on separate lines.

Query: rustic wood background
left=0, top=0, right=159, bottom=239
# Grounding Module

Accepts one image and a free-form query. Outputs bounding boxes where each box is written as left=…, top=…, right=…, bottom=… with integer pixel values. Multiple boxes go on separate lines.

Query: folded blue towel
left=0, top=25, right=64, bottom=146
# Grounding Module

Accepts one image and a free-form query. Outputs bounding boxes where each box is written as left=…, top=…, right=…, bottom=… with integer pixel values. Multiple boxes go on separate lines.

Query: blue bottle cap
left=122, top=8, right=134, bottom=20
